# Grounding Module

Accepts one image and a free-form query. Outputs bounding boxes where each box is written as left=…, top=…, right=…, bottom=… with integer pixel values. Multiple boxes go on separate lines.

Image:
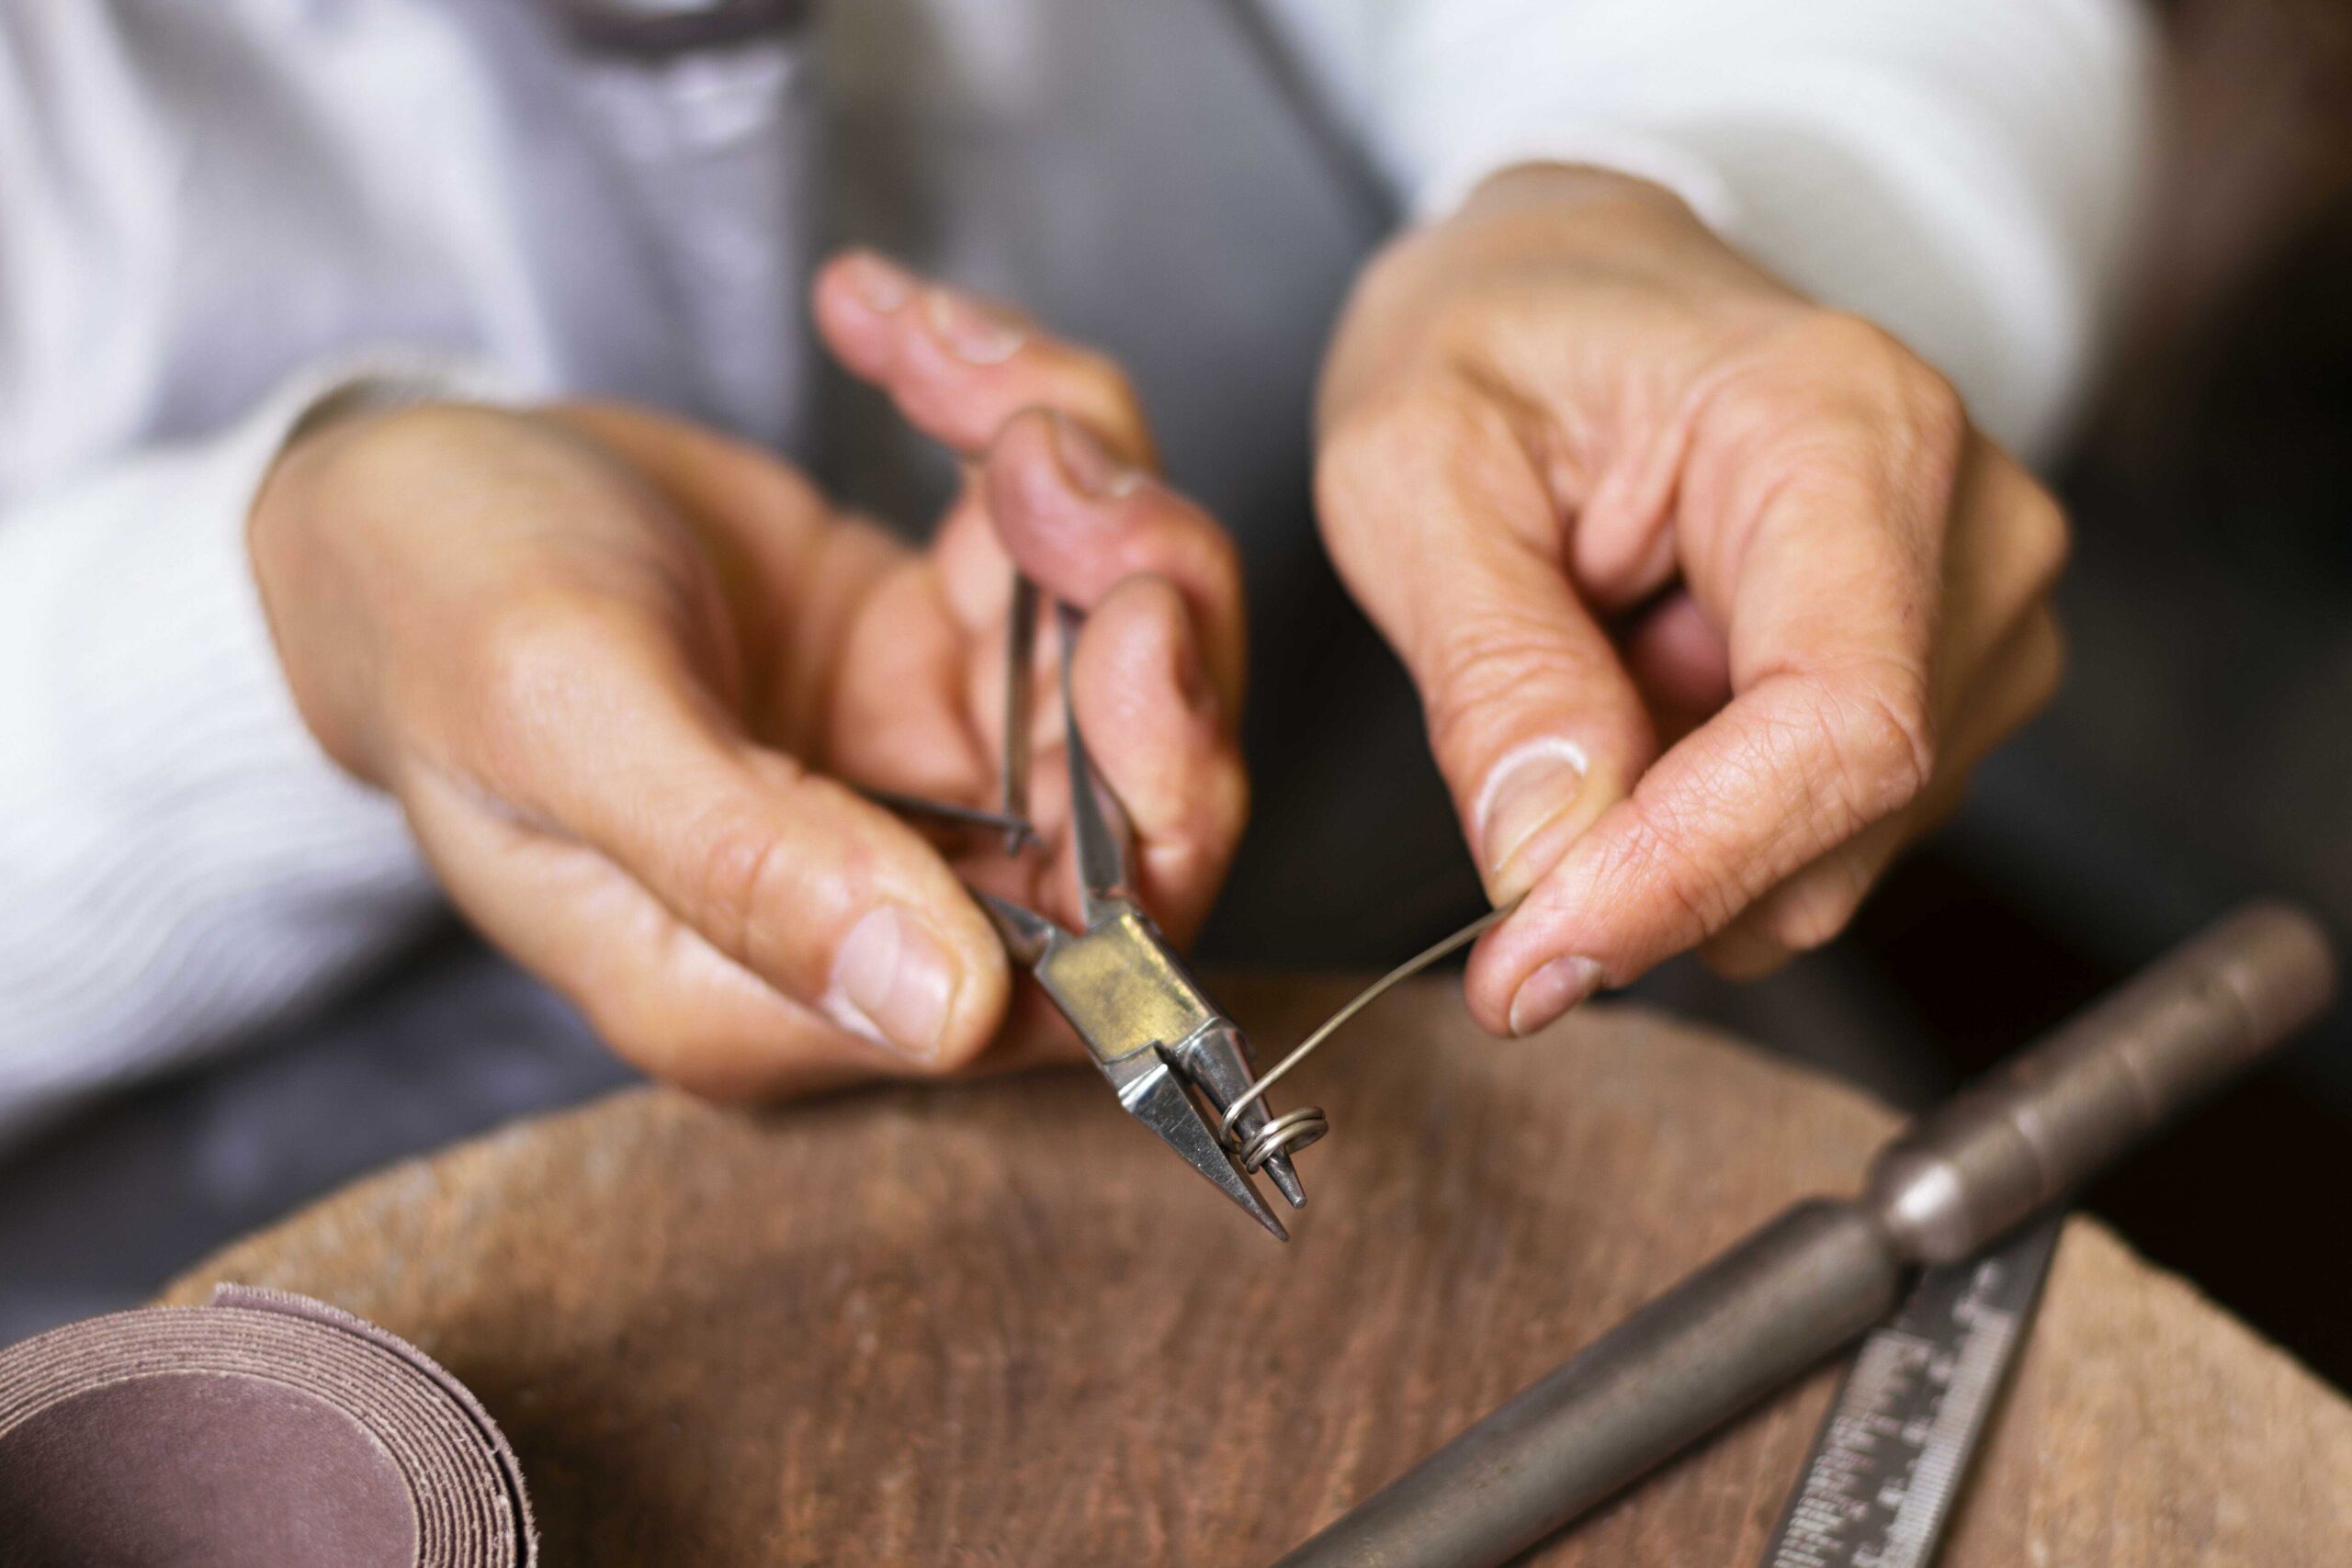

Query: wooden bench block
left=164, top=979, right=2352, bottom=1564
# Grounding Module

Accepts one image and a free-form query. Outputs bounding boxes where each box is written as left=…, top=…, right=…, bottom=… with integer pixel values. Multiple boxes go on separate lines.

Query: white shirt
left=0, top=0, right=2155, bottom=1142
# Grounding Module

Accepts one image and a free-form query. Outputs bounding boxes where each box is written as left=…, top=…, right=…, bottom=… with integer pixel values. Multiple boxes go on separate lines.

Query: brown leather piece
left=0, top=1287, right=533, bottom=1567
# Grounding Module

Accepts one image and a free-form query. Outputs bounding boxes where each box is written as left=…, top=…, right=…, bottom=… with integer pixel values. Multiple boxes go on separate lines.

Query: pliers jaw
left=899, top=592, right=1313, bottom=1238
left=982, top=893, right=1306, bottom=1239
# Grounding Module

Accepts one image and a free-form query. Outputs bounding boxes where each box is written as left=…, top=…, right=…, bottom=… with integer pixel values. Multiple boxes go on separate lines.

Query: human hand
left=1316, top=165, right=2065, bottom=1034
left=248, top=254, right=1245, bottom=1096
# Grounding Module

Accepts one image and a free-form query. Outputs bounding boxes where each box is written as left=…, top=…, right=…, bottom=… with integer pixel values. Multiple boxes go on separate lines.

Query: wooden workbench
left=164, top=978, right=2352, bottom=1564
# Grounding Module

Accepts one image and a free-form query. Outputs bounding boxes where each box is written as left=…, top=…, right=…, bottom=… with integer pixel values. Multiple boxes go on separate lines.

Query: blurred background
left=5, top=0, right=2350, bottom=1390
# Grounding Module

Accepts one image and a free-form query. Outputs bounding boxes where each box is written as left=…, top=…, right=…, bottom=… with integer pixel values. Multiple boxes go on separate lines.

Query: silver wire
left=1236, top=1105, right=1329, bottom=1173
left=1217, top=896, right=1524, bottom=1146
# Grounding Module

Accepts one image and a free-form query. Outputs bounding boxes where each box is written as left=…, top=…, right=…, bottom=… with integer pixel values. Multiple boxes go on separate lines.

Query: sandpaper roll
left=0, top=1286, right=534, bottom=1567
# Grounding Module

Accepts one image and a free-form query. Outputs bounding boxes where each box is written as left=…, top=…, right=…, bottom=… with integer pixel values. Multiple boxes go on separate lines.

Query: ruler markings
left=1761, top=1216, right=2064, bottom=1568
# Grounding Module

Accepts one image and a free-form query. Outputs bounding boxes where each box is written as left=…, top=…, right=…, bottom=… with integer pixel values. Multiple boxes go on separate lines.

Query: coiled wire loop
left=1218, top=898, right=1523, bottom=1168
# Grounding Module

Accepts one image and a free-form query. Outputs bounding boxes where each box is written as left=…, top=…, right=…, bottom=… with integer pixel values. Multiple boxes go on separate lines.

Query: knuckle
left=1603, top=791, right=1750, bottom=941
left=1819, top=667, right=1936, bottom=820
left=1318, top=376, right=1493, bottom=521
left=684, top=809, right=796, bottom=972
left=347, top=400, right=511, bottom=472
left=1423, top=617, right=1552, bottom=724
left=1714, top=313, right=1968, bottom=505
left=1872, top=345, right=1968, bottom=452
left=1420, top=634, right=1611, bottom=790
left=1747, top=431, right=1897, bottom=536
left=1798, top=312, right=1962, bottom=418
left=1421, top=292, right=1504, bottom=360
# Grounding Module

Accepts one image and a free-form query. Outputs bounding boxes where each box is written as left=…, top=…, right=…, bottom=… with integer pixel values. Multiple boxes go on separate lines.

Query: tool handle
left=1868, top=901, right=2335, bottom=1262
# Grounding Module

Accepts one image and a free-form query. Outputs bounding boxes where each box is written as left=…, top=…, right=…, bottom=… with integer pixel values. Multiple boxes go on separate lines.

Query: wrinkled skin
left=255, top=159, right=2070, bottom=1100
left=1316, top=165, right=2067, bottom=1035
left=250, top=253, right=1245, bottom=1097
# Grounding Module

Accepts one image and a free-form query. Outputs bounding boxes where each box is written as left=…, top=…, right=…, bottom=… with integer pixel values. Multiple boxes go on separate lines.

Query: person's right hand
left=246, top=254, right=1247, bottom=1099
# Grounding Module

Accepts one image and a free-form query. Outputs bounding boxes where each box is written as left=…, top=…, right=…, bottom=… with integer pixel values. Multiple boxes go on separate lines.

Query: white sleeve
left=0, top=2, right=566, bottom=1141
left=0, top=356, right=509, bottom=1146
left=1278, top=0, right=2160, bottom=461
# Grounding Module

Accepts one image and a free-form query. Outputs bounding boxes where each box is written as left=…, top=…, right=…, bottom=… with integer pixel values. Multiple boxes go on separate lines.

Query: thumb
left=435, top=588, right=1010, bottom=1069
left=1317, top=388, right=1657, bottom=908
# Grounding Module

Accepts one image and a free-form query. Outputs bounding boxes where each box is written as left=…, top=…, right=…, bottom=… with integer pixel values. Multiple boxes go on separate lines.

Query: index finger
left=1465, top=429, right=1950, bottom=1034
left=812, top=250, right=1157, bottom=468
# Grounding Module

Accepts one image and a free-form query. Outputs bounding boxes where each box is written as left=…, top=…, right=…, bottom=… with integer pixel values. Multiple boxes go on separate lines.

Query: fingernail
left=924, top=288, right=1025, bottom=365
left=1508, top=955, right=1605, bottom=1037
left=848, top=252, right=916, bottom=313
left=824, top=907, right=960, bottom=1060
left=1474, top=738, right=1591, bottom=901
left=1050, top=412, right=1139, bottom=501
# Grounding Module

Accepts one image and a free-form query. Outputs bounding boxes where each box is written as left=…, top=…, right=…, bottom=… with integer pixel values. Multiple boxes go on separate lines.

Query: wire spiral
left=1216, top=898, right=1522, bottom=1170
left=1235, top=1104, right=1329, bottom=1173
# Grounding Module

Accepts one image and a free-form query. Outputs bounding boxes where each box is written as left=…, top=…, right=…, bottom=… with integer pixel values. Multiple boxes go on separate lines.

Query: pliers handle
left=977, top=600, right=1306, bottom=1237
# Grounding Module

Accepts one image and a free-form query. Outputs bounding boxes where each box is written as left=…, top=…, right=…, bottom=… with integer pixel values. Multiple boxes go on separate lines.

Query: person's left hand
left=1313, top=165, right=2068, bottom=1033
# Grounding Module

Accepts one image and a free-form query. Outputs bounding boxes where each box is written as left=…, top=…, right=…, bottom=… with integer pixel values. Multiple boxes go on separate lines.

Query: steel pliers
left=875, top=588, right=1312, bottom=1238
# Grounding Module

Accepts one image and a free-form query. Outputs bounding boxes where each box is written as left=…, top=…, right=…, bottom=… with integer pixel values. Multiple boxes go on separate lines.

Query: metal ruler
left=1758, top=1214, right=2065, bottom=1568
